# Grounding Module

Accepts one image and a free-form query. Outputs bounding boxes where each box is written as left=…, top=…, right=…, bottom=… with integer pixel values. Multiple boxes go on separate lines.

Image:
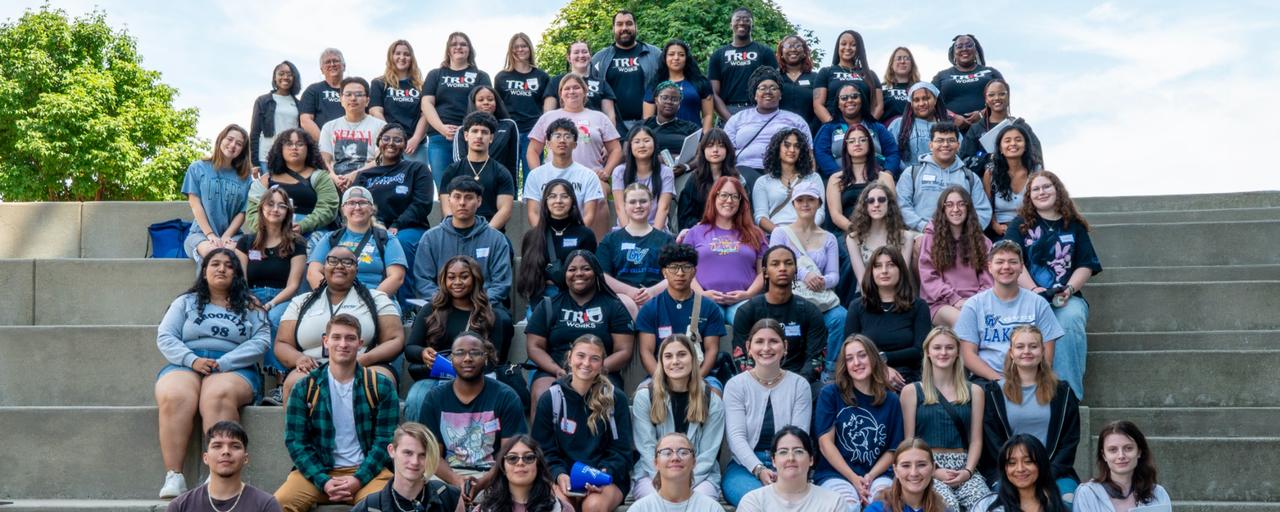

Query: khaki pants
left=274, top=466, right=392, bottom=512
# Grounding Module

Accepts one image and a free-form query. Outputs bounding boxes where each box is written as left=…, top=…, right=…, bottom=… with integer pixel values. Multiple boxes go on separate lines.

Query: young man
left=590, top=10, right=662, bottom=130
left=319, top=76, right=386, bottom=189
left=438, top=111, right=516, bottom=231
left=707, top=7, right=779, bottom=119
left=956, top=240, right=1064, bottom=384
left=413, top=176, right=513, bottom=308
left=410, top=333, right=527, bottom=495
left=167, top=421, right=281, bottom=511
left=896, top=121, right=991, bottom=231
left=522, top=118, right=606, bottom=227
left=731, top=245, right=826, bottom=382
left=274, top=314, right=398, bottom=512
left=635, top=243, right=726, bottom=389
left=350, top=422, right=461, bottom=512
left=300, top=48, right=346, bottom=141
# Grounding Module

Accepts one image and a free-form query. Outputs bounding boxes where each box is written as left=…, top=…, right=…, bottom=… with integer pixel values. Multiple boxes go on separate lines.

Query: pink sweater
left=918, top=222, right=994, bottom=316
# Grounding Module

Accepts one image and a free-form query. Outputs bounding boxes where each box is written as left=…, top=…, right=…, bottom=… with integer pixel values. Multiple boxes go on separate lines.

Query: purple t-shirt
left=611, top=163, right=675, bottom=223
left=530, top=108, right=620, bottom=170
left=684, top=224, right=763, bottom=293
left=722, top=107, right=811, bottom=169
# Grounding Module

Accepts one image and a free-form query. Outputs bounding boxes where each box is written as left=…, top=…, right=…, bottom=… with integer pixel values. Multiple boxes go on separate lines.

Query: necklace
left=751, top=367, right=783, bottom=387
left=467, top=158, right=489, bottom=181
left=207, top=482, right=245, bottom=512
left=550, top=224, right=568, bottom=236
left=391, top=484, right=427, bottom=512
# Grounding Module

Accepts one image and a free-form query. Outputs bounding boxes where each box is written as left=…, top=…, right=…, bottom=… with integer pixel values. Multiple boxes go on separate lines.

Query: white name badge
left=922, top=174, right=937, bottom=183
left=476, top=247, right=490, bottom=258
left=483, top=418, right=501, bottom=434
left=620, top=242, right=637, bottom=250
left=784, top=323, right=802, bottom=337
left=1060, top=234, right=1075, bottom=243
left=248, top=250, right=263, bottom=261
left=560, top=417, right=577, bottom=434
left=395, top=185, right=409, bottom=195
left=564, top=238, right=578, bottom=248
left=658, top=326, right=673, bottom=338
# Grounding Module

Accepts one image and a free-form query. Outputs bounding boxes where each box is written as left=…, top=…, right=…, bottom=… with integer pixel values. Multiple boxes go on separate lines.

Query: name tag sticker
left=798, top=79, right=810, bottom=86
left=483, top=419, right=501, bottom=434
left=395, top=185, right=409, bottom=195
left=560, top=417, right=577, bottom=434
left=476, top=247, right=490, bottom=258
left=658, top=326, right=673, bottom=338
left=922, top=174, right=937, bottom=183
left=564, top=238, right=578, bottom=248
left=1060, top=234, right=1075, bottom=243
left=620, top=242, right=637, bottom=250
left=784, top=323, right=802, bottom=337
left=248, top=250, right=263, bottom=261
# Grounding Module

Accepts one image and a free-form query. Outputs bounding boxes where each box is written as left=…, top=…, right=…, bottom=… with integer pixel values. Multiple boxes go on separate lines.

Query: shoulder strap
left=305, top=375, right=321, bottom=418
left=780, top=226, right=820, bottom=270
left=934, top=384, right=970, bottom=450
left=550, top=382, right=565, bottom=427
left=740, top=112, right=781, bottom=152
left=768, top=181, right=795, bottom=218
left=282, top=169, right=308, bottom=183
left=362, top=366, right=380, bottom=410
left=686, top=291, right=704, bottom=360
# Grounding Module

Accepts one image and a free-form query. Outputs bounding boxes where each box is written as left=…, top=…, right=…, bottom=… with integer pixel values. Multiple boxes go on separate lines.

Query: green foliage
left=0, top=6, right=205, bottom=201
left=536, top=0, right=821, bottom=76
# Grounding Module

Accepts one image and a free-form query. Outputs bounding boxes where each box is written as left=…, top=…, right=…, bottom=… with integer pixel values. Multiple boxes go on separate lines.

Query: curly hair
left=1017, top=170, right=1089, bottom=235
left=928, top=185, right=986, bottom=273
left=265, top=128, right=324, bottom=175
left=834, top=334, right=890, bottom=406
left=184, top=248, right=252, bottom=321
left=420, top=256, right=496, bottom=351
left=473, top=435, right=560, bottom=512
left=250, top=187, right=303, bottom=258
left=847, top=181, right=908, bottom=248
left=746, top=65, right=783, bottom=103
left=775, top=35, right=813, bottom=74
left=762, top=128, right=814, bottom=179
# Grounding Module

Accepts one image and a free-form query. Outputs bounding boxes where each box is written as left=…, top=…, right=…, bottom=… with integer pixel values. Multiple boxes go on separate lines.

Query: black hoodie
left=981, top=379, right=1081, bottom=485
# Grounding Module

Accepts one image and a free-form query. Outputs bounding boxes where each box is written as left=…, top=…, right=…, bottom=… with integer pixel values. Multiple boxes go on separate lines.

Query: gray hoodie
left=896, top=153, right=992, bottom=231
left=413, top=216, right=512, bottom=304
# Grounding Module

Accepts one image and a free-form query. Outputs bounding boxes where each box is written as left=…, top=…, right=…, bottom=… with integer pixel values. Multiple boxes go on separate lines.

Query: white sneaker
left=159, top=470, right=186, bottom=499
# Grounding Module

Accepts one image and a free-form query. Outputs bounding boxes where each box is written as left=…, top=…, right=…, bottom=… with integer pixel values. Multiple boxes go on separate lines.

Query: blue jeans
left=249, top=287, right=290, bottom=374
left=427, top=134, right=452, bottom=190
left=723, top=450, right=773, bottom=506
left=517, top=131, right=532, bottom=191
left=1051, top=295, right=1089, bottom=400
left=403, top=377, right=452, bottom=422
left=718, top=300, right=748, bottom=328
left=821, top=305, right=848, bottom=382
left=405, top=139, right=431, bottom=166
left=394, top=227, right=427, bottom=304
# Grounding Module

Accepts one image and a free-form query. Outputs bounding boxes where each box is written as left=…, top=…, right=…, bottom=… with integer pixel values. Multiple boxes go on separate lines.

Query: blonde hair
left=651, top=432, right=694, bottom=492
left=392, top=422, right=441, bottom=476
left=563, top=334, right=616, bottom=435
left=876, top=438, right=947, bottom=512
left=504, top=33, right=535, bottom=72
left=649, top=335, right=709, bottom=425
left=920, top=327, right=971, bottom=405
left=1003, top=325, right=1059, bottom=405
left=382, top=40, right=423, bottom=90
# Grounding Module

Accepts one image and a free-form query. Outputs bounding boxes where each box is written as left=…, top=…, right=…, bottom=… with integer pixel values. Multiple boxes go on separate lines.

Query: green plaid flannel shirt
left=283, top=364, right=400, bottom=488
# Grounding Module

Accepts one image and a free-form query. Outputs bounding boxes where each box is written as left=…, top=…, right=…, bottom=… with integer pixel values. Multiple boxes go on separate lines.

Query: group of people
left=156, top=8, right=1171, bottom=512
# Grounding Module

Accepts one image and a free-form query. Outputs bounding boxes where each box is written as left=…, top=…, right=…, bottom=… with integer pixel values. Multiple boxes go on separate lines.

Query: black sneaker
left=261, top=386, right=284, bottom=406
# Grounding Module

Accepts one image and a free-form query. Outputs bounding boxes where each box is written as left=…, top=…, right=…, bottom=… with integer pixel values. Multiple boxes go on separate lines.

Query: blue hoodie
left=813, top=119, right=901, bottom=177
left=896, top=153, right=992, bottom=231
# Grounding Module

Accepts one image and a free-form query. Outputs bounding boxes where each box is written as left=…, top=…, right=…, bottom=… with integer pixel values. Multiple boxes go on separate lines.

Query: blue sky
left=5, top=1, right=1276, bottom=196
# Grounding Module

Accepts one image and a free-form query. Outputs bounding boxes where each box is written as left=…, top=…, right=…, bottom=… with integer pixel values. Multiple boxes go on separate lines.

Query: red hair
left=699, top=176, right=765, bottom=251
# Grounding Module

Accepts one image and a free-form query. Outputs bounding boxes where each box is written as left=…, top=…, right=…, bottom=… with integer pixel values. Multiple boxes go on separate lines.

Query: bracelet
left=962, top=468, right=974, bottom=476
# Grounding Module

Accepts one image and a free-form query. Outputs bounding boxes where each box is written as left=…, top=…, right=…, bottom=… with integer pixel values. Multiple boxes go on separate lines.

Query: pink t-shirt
left=530, top=108, right=620, bottom=170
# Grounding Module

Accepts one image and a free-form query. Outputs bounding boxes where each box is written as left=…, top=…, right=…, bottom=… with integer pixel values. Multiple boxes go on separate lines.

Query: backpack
left=303, top=365, right=381, bottom=417
left=548, top=381, right=618, bottom=441
left=328, top=227, right=391, bottom=279
left=147, top=219, right=192, bottom=258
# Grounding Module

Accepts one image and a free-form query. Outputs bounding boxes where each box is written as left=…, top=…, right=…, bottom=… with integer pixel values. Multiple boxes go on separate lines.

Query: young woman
left=813, top=335, right=905, bottom=510
left=983, top=124, right=1040, bottom=239
left=404, top=255, right=512, bottom=416
left=676, top=128, right=740, bottom=231
left=453, top=84, right=520, bottom=173
left=631, top=335, right=726, bottom=500
left=919, top=186, right=994, bottom=327
left=960, top=79, right=1043, bottom=177
left=517, top=180, right=598, bottom=310
left=183, top=124, right=254, bottom=263
left=154, top=248, right=270, bottom=498
left=249, top=60, right=301, bottom=171
left=276, top=246, right=405, bottom=402
left=900, top=327, right=988, bottom=511
left=752, top=128, right=825, bottom=233
left=525, top=250, right=634, bottom=404
left=814, top=30, right=883, bottom=124
left=736, top=425, right=844, bottom=512
left=846, top=247, right=930, bottom=387
left=234, top=187, right=306, bottom=396
left=424, top=32, right=492, bottom=189
left=467, top=434, right=576, bottom=512
left=1006, top=171, right=1101, bottom=400
left=826, top=124, right=893, bottom=233
left=846, top=182, right=915, bottom=292
left=306, top=186, right=408, bottom=296
left=723, top=66, right=812, bottom=187
left=932, top=35, right=1003, bottom=130
left=598, top=184, right=675, bottom=317
left=611, top=126, right=675, bottom=230
left=683, top=176, right=765, bottom=324
left=768, top=180, right=847, bottom=382
left=887, top=82, right=952, bottom=165
left=355, top=123, right=436, bottom=297
left=370, top=40, right=429, bottom=166
left=1074, top=421, right=1172, bottom=512
left=722, top=319, right=815, bottom=506
left=496, top=33, right=552, bottom=180
left=545, top=41, right=618, bottom=125
left=642, top=39, right=714, bottom=132
left=244, top=128, right=338, bottom=238
left=982, top=326, right=1082, bottom=507
left=776, top=34, right=820, bottom=134
left=863, top=439, right=949, bottom=512
left=629, top=433, right=726, bottom=512
left=532, top=335, right=633, bottom=512
left=880, top=48, right=920, bottom=123
left=973, top=435, right=1069, bottom=512
left=815, top=84, right=900, bottom=177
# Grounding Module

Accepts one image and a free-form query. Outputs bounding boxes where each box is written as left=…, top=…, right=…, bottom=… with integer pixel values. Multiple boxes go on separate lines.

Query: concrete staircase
left=0, top=194, right=1277, bottom=511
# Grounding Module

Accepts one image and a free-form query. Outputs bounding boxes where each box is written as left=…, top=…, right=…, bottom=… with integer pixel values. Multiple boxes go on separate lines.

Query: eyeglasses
left=781, top=42, right=806, bottom=50
left=664, top=264, right=695, bottom=274
left=865, top=196, right=889, bottom=205
left=756, top=85, right=780, bottom=93
left=774, top=447, right=809, bottom=458
left=325, top=256, right=357, bottom=268
left=265, top=202, right=291, bottom=211
left=503, top=453, right=538, bottom=466
left=656, top=448, right=694, bottom=459
left=1030, top=184, right=1056, bottom=193
left=943, top=201, right=967, bottom=210
left=894, top=55, right=912, bottom=62
left=452, top=349, right=486, bottom=360
left=322, top=59, right=343, bottom=66
left=838, top=94, right=861, bottom=101
left=549, top=133, right=575, bottom=141
left=932, top=138, right=959, bottom=146
left=345, top=200, right=372, bottom=208
left=716, top=192, right=741, bottom=201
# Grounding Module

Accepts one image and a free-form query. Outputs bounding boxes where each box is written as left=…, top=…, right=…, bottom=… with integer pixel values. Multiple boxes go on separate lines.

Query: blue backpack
left=147, top=218, right=192, bottom=258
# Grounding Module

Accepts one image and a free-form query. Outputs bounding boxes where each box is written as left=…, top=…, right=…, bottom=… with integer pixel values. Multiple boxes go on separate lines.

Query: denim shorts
left=157, top=349, right=263, bottom=402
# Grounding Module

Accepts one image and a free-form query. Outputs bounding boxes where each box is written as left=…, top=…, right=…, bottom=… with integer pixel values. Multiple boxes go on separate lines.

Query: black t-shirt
left=707, top=41, right=780, bottom=105
left=417, top=377, right=529, bottom=470
left=815, top=66, right=880, bottom=118
left=526, top=292, right=634, bottom=367
left=643, top=116, right=700, bottom=157
left=881, top=82, right=911, bottom=122
left=405, top=304, right=514, bottom=381
left=299, top=81, right=345, bottom=128
left=236, top=236, right=307, bottom=290
left=439, top=158, right=516, bottom=222
left=931, top=65, right=1003, bottom=116
left=369, top=77, right=423, bottom=134
left=780, top=71, right=819, bottom=133
left=545, top=217, right=599, bottom=263
left=549, top=73, right=616, bottom=113
left=356, top=160, right=435, bottom=230
left=670, top=390, right=691, bottom=434
left=597, top=228, right=676, bottom=289
left=496, top=68, right=552, bottom=134
left=267, top=172, right=317, bottom=214
left=606, top=45, right=648, bottom=121
left=844, top=297, right=931, bottom=381
left=753, top=398, right=775, bottom=451
left=424, top=67, right=493, bottom=135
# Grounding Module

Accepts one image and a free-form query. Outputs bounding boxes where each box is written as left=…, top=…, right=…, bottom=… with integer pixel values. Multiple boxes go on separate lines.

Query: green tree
left=0, top=6, right=205, bottom=201
left=536, top=0, right=820, bottom=76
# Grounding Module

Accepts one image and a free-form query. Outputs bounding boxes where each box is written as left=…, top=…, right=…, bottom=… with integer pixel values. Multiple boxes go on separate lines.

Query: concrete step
left=1145, top=436, right=1280, bottom=502
left=1094, top=265, right=1280, bottom=283
left=0, top=202, right=192, bottom=259
left=1086, top=281, right=1280, bottom=332
left=1090, top=221, right=1280, bottom=268
left=0, top=259, right=194, bottom=326
left=0, top=501, right=351, bottom=511
left=1174, top=502, right=1280, bottom=512
left=1090, top=330, right=1280, bottom=351
left=1075, top=191, right=1280, bottom=212
left=1090, top=407, right=1280, bottom=438
left=1089, top=206, right=1280, bottom=225
left=1084, top=350, right=1280, bottom=407
left=0, top=326, right=165, bottom=406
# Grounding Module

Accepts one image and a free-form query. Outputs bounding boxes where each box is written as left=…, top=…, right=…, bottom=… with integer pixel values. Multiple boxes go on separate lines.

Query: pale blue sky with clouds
left=5, top=1, right=1276, bottom=196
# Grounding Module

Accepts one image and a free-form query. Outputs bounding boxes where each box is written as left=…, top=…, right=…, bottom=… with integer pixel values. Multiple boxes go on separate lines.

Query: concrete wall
left=0, top=202, right=190, bottom=259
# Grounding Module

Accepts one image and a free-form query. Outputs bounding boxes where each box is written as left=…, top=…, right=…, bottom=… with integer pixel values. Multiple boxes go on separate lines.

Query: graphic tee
left=496, top=68, right=552, bottom=134
left=419, top=377, right=528, bottom=470
left=369, top=77, right=423, bottom=134
left=707, top=41, right=779, bottom=105
left=307, top=228, right=407, bottom=291
left=816, top=65, right=879, bottom=118
left=812, top=384, right=904, bottom=483
left=300, top=81, right=345, bottom=128
left=318, top=115, right=386, bottom=175
left=931, top=65, right=1004, bottom=115
left=954, top=288, right=1065, bottom=373
left=549, top=73, right=616, bottom=113
left=424, top=67, right=493, bottom=134
left=525, top=293, right=634, bottom=367
left=597, top=228, right=675, bottom=289
left=606, top=44, right=648, bottom=121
